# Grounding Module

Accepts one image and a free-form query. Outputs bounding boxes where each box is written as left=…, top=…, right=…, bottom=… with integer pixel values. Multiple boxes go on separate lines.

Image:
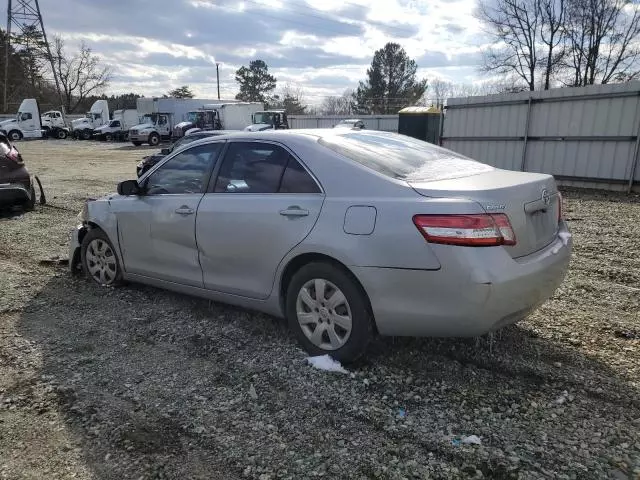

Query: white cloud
left=40, top=0, right=486, bottom=105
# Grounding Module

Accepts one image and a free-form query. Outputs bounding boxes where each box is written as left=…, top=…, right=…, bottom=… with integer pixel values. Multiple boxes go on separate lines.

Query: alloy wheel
left=85, top=238, right=118, bottom=285
left=296, top=278, right=352, bottom=350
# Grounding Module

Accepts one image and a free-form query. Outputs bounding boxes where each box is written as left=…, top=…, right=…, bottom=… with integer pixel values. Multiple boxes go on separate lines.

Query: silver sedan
left=69, top=129, right=572, bottom=362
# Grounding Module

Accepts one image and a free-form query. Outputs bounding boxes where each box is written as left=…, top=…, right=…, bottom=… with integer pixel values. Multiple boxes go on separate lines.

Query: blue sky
left=41, top=0, right=487, bottom=105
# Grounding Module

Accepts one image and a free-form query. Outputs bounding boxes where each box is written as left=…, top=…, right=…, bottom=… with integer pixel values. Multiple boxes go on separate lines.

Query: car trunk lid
left=409, top=169, right=560, bottom=258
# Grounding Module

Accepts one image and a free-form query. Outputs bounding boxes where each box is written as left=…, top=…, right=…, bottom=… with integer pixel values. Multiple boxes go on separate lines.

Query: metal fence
left=441, top=82, right=640, bottom=192
left=289, top=115, right=399, bottom=131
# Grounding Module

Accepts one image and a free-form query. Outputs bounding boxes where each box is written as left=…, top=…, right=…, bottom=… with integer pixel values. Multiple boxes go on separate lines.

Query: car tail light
left=557, top=192, right=563, bottom=222
left=413, top=214, right=517, bottom=247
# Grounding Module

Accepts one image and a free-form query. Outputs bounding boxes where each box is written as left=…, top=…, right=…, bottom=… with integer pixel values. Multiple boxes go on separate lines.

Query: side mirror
left=117, top=179, right=142, bottom=196
left=161, top=148, right=170, bottom=155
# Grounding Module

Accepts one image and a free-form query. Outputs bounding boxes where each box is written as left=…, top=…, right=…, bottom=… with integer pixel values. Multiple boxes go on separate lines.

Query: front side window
left=146, top=143, right=222, bottom=195
left=20, top=112, right=32, bottom=121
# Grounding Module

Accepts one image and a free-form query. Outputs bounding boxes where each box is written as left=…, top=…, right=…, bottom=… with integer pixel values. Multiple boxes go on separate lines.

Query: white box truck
left=93, top=109, right=139, bottom=141
left=172, top=102, right=263, bottom=138
left=71, top=100, right=110, bottom=140
left=129, top=97, right=226, bottom=146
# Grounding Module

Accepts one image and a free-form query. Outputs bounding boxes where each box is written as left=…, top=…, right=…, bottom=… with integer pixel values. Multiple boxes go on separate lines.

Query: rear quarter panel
left=281, top=137, right=488, bottom=270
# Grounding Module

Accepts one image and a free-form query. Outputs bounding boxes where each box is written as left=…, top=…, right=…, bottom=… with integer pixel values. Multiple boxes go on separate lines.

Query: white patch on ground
left=306, top=354, right=348, bottom=374
left=461, top=435, right=482, bottom=445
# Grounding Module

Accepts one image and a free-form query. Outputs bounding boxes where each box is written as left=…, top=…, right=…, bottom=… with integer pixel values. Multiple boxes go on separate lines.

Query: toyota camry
left=69, top=129, right=572, bottom=362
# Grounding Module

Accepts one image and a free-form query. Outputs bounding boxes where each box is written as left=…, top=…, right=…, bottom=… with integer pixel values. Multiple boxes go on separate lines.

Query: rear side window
left=279, top=159, right=321, bottom=193
left=213, top=142, right=289, bottom=193
left=318, top=131, right=494, bottom=182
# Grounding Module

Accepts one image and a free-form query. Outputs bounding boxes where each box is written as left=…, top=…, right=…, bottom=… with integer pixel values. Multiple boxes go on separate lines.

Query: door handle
left=279, top=206, right=309, bottom=217
left=175, top=206, right=194, bottom=215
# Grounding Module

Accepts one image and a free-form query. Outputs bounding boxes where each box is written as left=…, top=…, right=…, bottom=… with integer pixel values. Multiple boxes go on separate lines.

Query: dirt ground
left=0, top=139, right=639, bottom=480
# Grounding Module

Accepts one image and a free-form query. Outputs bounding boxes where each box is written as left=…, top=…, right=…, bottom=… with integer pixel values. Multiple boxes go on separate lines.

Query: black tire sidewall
left=24, top=183, right=36, bottom=210
left=132, top=141, right=142, bottom=146
left=9, top=130, right=22, bottom=141
left=80, top=228, right=123, bottom=286
left=149, top=133, right=159, bottom=146
left=286, top=262, right=372, bottom=363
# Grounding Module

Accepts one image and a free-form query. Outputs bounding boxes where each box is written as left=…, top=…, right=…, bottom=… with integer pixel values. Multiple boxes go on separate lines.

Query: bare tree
left=52, top=36, right=112, bottom=113
left=538, top=0, right=566, bottom=89
left=428, top=78, right=452, bottom=107
left=320, top=89, right=354, bottom=115
left=270, top=83, right=308, bottom=114
left=477, top=0, right=541, bottom=90
left=562, top=0, right=640, bottom=85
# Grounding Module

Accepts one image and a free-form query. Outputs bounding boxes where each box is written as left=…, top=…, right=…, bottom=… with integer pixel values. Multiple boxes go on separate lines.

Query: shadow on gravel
left=115, top=144, right=167, bottom=151
left=16, top=274, right=640, bottom=480
left=0, top=206, right=31, bottom=220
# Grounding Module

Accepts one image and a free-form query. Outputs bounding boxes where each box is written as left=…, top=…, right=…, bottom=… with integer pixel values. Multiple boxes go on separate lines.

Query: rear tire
left=286, top=262, right=373, bottom=363
left=8, top=130, right=22, bottom=141
left=80, top=228, right=123, bottom=287
left=148, top=133, right=160, bottom=146
left=81, top=130, right=91, bottom=140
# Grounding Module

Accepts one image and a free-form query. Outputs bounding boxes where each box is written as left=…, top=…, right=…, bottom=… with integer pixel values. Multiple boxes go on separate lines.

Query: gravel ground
left=0, top=140, right=639, bottom=480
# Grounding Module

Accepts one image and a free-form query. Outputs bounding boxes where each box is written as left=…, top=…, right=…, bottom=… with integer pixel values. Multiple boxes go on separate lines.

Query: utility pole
left=215, top=62, right=220, bottom=100
left=3, top=0, right=61, bottom=112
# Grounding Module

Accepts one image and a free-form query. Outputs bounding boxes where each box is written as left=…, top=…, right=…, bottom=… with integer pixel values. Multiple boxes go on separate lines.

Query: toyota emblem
left=541, top=188, right=550, bottom=205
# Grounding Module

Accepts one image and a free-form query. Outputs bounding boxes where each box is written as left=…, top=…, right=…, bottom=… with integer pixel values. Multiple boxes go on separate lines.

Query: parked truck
left=71, top=100, right=110, bottom=140
left=0, top=99, right=70, bottom=140
left=172, top=102, right=263, bottom=138
left=129, top=97, right=225, bottom=146
left=93, top=109, right=139, bottom=141
left=244, top=110, right=290, bottom=131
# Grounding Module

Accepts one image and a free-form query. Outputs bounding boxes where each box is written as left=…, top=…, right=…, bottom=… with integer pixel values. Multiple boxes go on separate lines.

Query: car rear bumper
left=353, top=221, right=572, bottom=337
left=0, top=182, right=31, bottom=206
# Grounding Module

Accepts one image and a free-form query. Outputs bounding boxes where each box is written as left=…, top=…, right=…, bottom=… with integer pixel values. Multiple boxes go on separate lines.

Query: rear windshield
left=318, top=131, right=494, bottom=182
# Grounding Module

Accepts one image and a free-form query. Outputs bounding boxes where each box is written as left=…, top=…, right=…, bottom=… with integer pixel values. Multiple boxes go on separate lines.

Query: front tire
left=24, top=183, right=36, bottom=211
left=286, top=262, right=373, bottom=363
left=56, top=129, right=67, bottom=139
left=104, top=133, right=112, bottom=141
left=8, top=130, right=22, bottom=141
left=80, top=228, right=123, bottom=287
left=81, top=130, right=91, bottom=140
left=148, top=133, right=160, bottom=146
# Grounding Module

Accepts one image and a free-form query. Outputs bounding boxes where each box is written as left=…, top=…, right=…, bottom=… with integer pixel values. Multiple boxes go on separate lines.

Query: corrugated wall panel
left=441, top=82, right=640, bottom=190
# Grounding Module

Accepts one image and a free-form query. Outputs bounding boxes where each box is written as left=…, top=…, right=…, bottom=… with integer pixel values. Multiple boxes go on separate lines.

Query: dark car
left=334, top=119, right=366, bottom=129
left=136, top=130, right=236, bottom=177
left=0, top=132, right=36, bottom=211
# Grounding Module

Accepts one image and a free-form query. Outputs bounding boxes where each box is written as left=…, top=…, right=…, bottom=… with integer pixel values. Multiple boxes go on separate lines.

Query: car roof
left=186, top=129, right=237, bottom=137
